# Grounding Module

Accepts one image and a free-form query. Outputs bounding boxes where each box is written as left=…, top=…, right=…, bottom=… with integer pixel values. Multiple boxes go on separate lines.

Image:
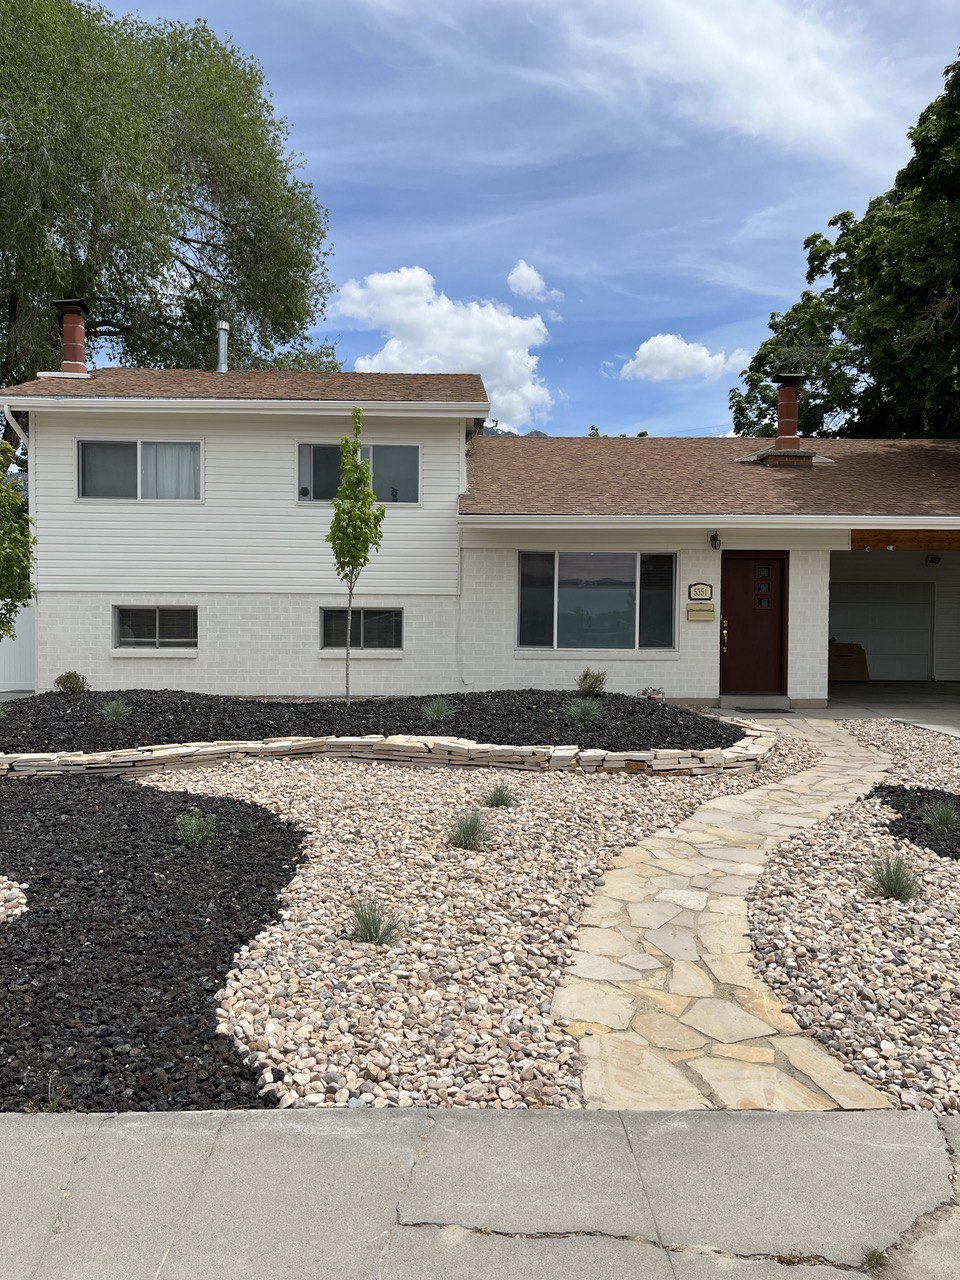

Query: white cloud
left=336, top=266, right=553, bottom=429
left=507, top=259, right=563, bottom=304
left=620, top=333, right=750, bottom=382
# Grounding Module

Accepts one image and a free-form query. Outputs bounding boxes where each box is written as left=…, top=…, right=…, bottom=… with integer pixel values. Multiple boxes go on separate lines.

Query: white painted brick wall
left=35, top=542, right=832, bottom=703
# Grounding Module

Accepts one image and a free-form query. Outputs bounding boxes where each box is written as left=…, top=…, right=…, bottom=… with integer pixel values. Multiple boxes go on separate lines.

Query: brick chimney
left=52, top=299, right=91, bottom=374
left=762, top=372, right=813, bottom=467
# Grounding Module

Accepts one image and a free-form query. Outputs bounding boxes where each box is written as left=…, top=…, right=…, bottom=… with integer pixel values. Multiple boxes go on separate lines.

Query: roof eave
left=456, top=512, right=960, bottom=528
left=3, top=396, right=491, bottom=418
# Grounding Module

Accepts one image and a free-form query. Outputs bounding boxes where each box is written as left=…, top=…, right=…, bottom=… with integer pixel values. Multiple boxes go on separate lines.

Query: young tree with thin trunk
left=325, top=408, right=385, bottom=702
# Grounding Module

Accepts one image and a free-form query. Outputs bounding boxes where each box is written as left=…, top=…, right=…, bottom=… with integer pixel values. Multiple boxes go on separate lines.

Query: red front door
left=720, top=552, right=788, bottom=695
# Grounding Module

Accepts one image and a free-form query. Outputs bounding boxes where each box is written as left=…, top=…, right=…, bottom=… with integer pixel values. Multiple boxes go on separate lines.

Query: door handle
left=721, top=618, right=729, bottom=654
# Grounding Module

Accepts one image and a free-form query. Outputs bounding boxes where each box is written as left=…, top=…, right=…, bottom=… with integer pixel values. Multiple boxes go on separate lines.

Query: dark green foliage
left=53, top=671, right=88, bottom=696
left=482, top=780, right=517, bottom=808
left=449, top=809, right=489, bottom=851
left=0, top=0, right=332, bottom=394
left=348, top=896, right=405, bottom=946
left=869, top=853, right=920, bottom=903
left=0, top=443, right=33, bottom=640
left=576, top=666, right=607, bottom=697
left=175, top=809, right=217, bottom=847
left=731, top=59, right=960, bottom=439
left=422, top=696, right=456, bottom=725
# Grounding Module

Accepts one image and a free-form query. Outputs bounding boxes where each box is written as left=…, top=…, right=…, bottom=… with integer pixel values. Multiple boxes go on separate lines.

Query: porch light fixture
left=709, top=531, right=721, bottom=551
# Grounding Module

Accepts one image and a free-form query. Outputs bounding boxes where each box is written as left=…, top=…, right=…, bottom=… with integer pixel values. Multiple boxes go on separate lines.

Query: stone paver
left=565, top=718, right=893, bottom=1110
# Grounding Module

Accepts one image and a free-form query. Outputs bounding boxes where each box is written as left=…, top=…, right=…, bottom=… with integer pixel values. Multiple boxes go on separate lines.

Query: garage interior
left=829, top=547, right=960, bottom=683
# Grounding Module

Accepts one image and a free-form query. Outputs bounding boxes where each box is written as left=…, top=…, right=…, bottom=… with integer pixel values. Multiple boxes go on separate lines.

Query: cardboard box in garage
left=829, top=640, right=870, bottom=681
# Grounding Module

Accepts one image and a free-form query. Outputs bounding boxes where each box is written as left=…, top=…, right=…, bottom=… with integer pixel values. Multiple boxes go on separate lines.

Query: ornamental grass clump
left=422, top=695, right=455, bottom=725
left=53, top=671, right=88, bottom=696
left=566, top=696, right=601, bottom=724
left=348, top=895, right=404, bottom=946
left=176, top=809, right=218, bottom=848
left=482, top=780, right=517, bottom=808
left=869, top=852, right=920, bottom=903
left=922, top=798, right=960, bottom=837
left=101, top=698, right=132, bottom=722
left=450, top=808, right=489, bottom=850
left=575, top=666, right=607, bottom=697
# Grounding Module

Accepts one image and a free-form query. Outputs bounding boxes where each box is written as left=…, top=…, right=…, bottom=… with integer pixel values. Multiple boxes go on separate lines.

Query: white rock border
left=0, top=721, right=774, bottom=780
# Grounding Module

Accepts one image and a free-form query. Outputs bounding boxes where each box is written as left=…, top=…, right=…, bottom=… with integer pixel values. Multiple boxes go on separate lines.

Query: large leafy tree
left=0, top=443, right=34, bottom=639
left=0, top=0, right=333, bottom=395
left=731, top=56, right=960, bottom=438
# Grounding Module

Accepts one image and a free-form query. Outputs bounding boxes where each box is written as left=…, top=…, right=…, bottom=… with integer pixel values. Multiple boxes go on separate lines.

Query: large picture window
left=517, top=552, right=675, bottom=650
left=79, top=440, right=201, bottom=500
left=114, top=606, right=198, bottom=649
left=321, top=608, right=403, bottom=650
left=298, top=443, right=419, bottom=504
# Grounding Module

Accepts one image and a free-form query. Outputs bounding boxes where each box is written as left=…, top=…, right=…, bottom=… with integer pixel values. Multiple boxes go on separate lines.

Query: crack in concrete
left=152, top=1111, right=227, bottom=1280
left=27, top=1110, right=112, bottom=1280
left=377, top=1115, right=435, bottom=1280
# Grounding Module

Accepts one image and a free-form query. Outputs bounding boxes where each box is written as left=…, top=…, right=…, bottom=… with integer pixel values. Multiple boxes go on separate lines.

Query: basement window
left=114, top=606, right=198, bottom=649
left=321, top=608, right=403, bottom=649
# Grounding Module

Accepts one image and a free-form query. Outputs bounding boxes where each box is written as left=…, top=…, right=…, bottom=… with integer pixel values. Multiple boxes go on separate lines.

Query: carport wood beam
left=850, top=529, right=960, bottom=551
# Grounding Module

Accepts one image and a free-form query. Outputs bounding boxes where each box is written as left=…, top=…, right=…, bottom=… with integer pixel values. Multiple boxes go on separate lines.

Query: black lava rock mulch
left=0, top=775, right=303, bottom=1112
left=871, top=783, right=960, bottom=862
left=0, top=687, right=742, bottom=755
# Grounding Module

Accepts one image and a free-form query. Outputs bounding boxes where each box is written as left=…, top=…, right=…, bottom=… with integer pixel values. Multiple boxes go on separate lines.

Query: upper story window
left=298, top=443, right=419, bottom=504
left=78, top=440, right=201, bottom=501
left=518, top=551, right=676, bottom=650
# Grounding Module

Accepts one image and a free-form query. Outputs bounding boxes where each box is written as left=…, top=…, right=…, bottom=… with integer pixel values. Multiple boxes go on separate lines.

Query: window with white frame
left=517, top=552, right=675, bottom=649
left=321, top=608, right=403, bottom=649
left=78, top=440, right=201, bottom=500
left=114, top=606, right=198, bottom=649
left=298, top=443, right=419, bottom=504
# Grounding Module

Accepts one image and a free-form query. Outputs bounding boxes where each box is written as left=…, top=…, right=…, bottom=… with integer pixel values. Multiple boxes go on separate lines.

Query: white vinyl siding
left=32, top=411, right=465, bottom=594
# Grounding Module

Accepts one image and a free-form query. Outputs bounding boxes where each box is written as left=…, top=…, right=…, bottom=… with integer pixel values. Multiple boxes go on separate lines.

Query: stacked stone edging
left=0, top=721, right=774, bottom=780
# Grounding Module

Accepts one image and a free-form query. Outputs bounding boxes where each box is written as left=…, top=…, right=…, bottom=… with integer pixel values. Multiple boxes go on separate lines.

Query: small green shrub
left=422, top=695, right=456, bottom=725
left=566, top=696, right=601, bottom=723
left=101, top=698, right=133, bottom=722
left=53, top=671, right=88, bottom=696
left=176, top=809, right=218, bottom=847
left=869, top=852, right=920, bottom=903
left=450, top=808, right=489, bottom=850
left=575, top=666, right=607, bottom=697
left=922, top=798, right=960, bottom=836
left=348, top=895, right=404, bottom=946
left=482, top=780, right=517, bottom=808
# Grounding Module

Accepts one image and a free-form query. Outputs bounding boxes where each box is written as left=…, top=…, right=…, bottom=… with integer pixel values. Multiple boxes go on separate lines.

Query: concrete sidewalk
left=2, top=1109, right=956, bottom=1278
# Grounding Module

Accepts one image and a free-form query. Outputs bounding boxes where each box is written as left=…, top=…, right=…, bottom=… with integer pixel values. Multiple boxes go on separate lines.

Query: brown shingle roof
left=459, top=436, right=960, bottom=517
left=2, top=368, right=488, bottom=405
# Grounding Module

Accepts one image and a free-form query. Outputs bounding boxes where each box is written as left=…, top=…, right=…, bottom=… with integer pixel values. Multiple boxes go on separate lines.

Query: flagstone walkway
left=554, top=718, right=895, bottom=1111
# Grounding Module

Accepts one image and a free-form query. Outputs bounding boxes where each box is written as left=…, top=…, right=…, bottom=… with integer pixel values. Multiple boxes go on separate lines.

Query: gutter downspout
left=2, top=403, right=28, bottom=451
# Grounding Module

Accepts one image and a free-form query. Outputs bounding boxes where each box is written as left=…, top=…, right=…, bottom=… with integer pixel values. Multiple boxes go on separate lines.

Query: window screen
left=321, top=608, right=403, bottom=649
left=79, top=442, right=138, bottom=498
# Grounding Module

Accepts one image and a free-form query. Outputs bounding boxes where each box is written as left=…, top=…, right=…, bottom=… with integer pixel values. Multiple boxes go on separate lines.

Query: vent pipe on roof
left=216, top=319, right=230, bottom=373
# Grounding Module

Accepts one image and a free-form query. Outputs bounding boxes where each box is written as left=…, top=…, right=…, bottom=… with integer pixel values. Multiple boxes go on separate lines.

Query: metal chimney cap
left=773, top=371, right=804, bottom=387
left=216, top=319, right=230, bottom=332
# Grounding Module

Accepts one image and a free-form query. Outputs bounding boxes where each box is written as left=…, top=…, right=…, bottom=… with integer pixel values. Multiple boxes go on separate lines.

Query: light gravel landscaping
left=750, top=718, right=960, bottom=1115
left=146, top=734, right=819, bottom=1109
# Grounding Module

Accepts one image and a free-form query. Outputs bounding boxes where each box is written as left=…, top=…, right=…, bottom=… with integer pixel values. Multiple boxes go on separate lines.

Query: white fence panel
left=0, top=602, right=35, bottom=690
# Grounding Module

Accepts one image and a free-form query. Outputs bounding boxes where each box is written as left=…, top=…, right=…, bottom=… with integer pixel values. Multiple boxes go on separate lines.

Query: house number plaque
left=688, top=582, right=713, bottom=601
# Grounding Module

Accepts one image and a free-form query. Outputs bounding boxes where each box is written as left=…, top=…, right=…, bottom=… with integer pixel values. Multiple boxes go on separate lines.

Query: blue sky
left=129, top=0, right=959, bottom=435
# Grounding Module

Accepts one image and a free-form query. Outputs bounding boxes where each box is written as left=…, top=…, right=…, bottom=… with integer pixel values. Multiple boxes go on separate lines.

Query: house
left=4, top=300, right=960, bottom=708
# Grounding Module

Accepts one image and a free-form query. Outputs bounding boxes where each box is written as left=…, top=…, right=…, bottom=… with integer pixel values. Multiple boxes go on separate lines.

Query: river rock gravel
left=145, top=733, right=819, bottom=1109
left=750, top=718, right=960, bottom=1115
